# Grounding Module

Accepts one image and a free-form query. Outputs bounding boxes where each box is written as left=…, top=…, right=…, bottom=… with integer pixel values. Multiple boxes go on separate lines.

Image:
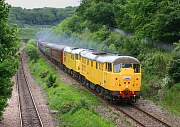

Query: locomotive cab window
left=91, top=61, right=93, bottom=67
left=114, top=64, right=120, bottom=73
left=133, top=64, right=140, bottom=73
left=106, top=63, right=112, bottom=72
left=87, top=60, right=89, bottom=65
left=96, top=62, right=98, bottom=69
left=75, top=54, right=78, bottom=60
left=122, top=64, right=132, bottom=68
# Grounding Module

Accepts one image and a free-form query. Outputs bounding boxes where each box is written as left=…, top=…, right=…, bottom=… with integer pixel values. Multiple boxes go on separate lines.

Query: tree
left=0, top=0, right=19, bottom=118
left=8, top=7, right=77, bottom=27
left=84, top=2, right=116, bottom=28
left=114, top=0, right=180, bottom=43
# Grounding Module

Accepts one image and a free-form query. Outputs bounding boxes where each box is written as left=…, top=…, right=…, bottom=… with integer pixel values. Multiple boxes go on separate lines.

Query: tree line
left=73, top=0, right=179, bottom=44
left=8, top=6, right=77, bottom=27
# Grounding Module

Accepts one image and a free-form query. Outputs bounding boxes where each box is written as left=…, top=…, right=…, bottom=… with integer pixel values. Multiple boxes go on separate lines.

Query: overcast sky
left=6, top=0, right=80, bottom=9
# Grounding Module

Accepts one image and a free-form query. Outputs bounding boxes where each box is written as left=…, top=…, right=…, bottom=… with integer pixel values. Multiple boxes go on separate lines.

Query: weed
left=70, top=99, right=90, bottom=114
left=59, top=101, right=76, bottom=114
left=46, top=74, right=57, bottom=88
left=39, top=70, right=49, bottom=78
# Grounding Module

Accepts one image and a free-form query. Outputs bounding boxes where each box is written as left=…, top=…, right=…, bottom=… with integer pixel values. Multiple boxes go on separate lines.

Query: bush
left=46, top=74, right=57, bottom=88
left=162, top=83, right=180, bottom=116
left=142, top=52, right=169, bottom=76
left=168, top=54, right=180, bottom=84
left=59, top=101, right=76, bottom=114
left=70, top=99, right=90, bottom=114
left=25, top=40, right=40, bottom=62
left=39, top=71, right=49, bottom=78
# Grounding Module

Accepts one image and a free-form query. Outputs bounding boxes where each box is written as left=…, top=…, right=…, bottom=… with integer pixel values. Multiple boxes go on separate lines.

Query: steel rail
left=132, top=105, right=171, bottom=127
left=17, top=57, right=44, bottom=127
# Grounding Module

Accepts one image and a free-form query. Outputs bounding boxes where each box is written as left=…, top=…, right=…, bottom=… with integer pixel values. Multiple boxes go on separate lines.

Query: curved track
left=17, top=58, right=43, bottom=127
left=114, top=104, right=171, bottom=127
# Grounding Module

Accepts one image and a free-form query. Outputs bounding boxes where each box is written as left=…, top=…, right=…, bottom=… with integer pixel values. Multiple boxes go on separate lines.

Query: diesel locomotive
left=38, top=40, right=142, bottom=103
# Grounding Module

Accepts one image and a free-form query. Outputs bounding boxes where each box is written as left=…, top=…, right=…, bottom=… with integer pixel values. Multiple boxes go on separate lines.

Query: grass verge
left=161, top=83, right=180, bottom=116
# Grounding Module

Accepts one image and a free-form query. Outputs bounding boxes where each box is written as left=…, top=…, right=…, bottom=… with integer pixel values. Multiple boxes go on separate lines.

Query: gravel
left=136, top=98, right=180, bottom=127
left=0, top=76, right=21, bottom=127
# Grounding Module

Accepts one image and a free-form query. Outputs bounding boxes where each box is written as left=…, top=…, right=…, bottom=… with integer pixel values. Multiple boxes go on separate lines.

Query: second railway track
left=17, top=58, right=43, bottom=127
left=114, top=104, right=171, bottom=127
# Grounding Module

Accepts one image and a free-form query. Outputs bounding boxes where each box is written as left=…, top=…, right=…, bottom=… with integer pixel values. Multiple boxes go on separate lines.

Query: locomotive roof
left=39, top=41, right=49, bottom=45
left=64, top=47, right=79, bottom=53
left=45, top=43, right=56, bottom=47
left=81, top=50, right=111, bottom=60
left=96, top=55, right=140, bottom=64
left=71, top=48, right=86, bottom=54
left=81, top=50, right=140, bottom=64
left=80, top=50, right=92, bottom=56
left=51, top=44, right=66, bottom=50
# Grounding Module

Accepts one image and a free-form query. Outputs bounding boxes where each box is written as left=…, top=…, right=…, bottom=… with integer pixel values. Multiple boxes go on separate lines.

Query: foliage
left=113, top=0, right=180, bottom=43
left=168, top=54, right=180, bottom=84
left=0, top=0, right=19, bottom=119
left=61, top=108, right=114, bottom=127
left=142, top=52, right=170, bottom=77
left=92, top=28, right=110, bottom=41
left=83, top=2, right=116, bottom=28
left=46, top=74, right=57, bottom=88
left=103, top=32, right=145, bottom=56
left=173, top=41, right=180, bottom=52
left=19, top=27, right=51, bottom=39
left=162, top=83, right=180, bottom=116
left=39, top=71, right=49, bottom=78
left=64, top=15, right=85, bottom=33
left=8, top=7, right=77, bottom=27
left=25, top=40, right=39, bottom=62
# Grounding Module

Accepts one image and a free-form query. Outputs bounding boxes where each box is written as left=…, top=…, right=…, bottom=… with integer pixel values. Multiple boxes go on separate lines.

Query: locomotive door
left=104, top=71, right=107, bottom=88
left=103, top=63, right=109, bottom=89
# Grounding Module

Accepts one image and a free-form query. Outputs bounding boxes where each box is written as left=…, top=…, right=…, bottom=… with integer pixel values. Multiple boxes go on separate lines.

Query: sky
left=6, top=0, right=80, bottom=9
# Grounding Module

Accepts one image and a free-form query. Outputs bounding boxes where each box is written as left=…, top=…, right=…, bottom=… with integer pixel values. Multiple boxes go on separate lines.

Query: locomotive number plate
left=123, top=76, right=131, bottom=80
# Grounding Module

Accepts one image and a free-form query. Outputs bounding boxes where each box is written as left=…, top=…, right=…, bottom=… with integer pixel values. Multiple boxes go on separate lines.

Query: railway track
left=17, top=58, right=43, bottom=127
left=114, top=104, right=171, bottom=127
left=132, top=105, right=171, bottom=127
left=86, top=87, right=171, bottom=127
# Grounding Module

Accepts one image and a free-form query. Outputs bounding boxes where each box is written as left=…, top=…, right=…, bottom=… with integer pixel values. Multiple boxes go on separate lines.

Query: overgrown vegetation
left=19, top=27, right=50, bottom=39
left=46, top=0, right=180, bottom=115
left=162, top=83, right=180, bottom=116
left=0, top=0, right=19, bottom=119
left=25, top=40, right=115, bottom=127
left=25, top=39, right=39, bottom=62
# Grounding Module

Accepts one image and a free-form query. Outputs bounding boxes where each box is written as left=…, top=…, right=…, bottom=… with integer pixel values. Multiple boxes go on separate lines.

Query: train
left=37, top=40, right=142, bottom=103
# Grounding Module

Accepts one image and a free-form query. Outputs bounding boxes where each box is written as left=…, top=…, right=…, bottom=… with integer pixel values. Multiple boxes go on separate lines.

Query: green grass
left=26, top=41, right=115, bottom=127
left=142, top=73, right=180, bottom=116
left=61, top=108, right=114, bottom=127
left=161, top=83, right=180, bottom=116
left=19, top=27, right=51, bottom=39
